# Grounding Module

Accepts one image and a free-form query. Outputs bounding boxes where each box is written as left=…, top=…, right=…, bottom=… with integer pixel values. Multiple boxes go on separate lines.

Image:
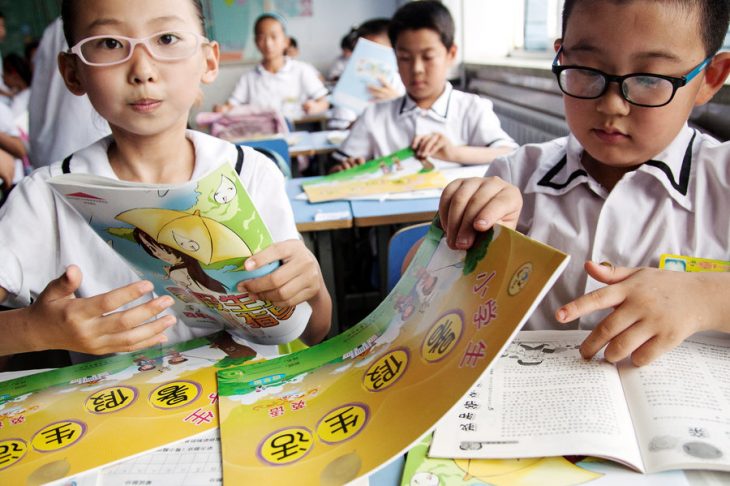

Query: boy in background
left=439, top=0, right=730, bottom=366
left=331, top=1, right=516, bottom=171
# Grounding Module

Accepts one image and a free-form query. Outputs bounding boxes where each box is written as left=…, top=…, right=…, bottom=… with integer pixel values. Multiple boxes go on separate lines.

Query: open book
left=431, top=329, right=730, bottom=474
left=48, top=162, right=310, bottom=345
left=215, top=224, right=569, bottom=484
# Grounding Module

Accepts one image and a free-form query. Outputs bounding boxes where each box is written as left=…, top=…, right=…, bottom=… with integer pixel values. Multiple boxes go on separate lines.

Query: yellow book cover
left=217, top=223, right=569, bottom=484
left=0, top=332, right=254, bottom=485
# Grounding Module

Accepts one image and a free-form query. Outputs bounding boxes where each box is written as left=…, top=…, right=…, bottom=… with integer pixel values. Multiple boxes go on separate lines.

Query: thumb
left=584, top=261, right=638, bottom=285
left=40, top=265, right=82, bottom=302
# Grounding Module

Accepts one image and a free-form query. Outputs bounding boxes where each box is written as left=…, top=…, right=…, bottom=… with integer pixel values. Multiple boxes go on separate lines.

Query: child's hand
left=24, top=265, right=176, bottom=355
left=438, top=177, right=522, bottom=250
left=556, top=261, right=730, bottom=366
left=412, top=132, right=455, bottom=161
left=367, top=76, right=399, bottom=101
left=237, top=240, right=331, bottom=344
left=302, top=98, right=329, bottom=115
left=328, top=157, right=365, bottom=174
left=0, top=149, right=15, bottom=190
left=237, top=240, right=323, bottom=307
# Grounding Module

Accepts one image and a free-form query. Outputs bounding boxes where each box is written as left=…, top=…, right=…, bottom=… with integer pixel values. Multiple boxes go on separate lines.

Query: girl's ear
left=57, top=52, right=87, bottom=96
left=446, top=43, right=458, bottom=64
left=695, top=51, right=730, bottom=106
left=201, top=41, right=220, bottom=85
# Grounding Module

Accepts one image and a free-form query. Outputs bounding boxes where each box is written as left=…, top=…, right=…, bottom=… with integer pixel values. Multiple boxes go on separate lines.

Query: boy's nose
left=595, top=82, right=630, bottom=116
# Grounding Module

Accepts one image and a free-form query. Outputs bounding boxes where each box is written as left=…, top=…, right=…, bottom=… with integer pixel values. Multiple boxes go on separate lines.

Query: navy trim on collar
left=62, top=154, right=73, bottom=174
left=398, top=86, right=453, bottom=119
left=644, top=131, right=695, bottom=196
left=537, top=155, right=588, bottom=190
left=235, top=145, right=244, bottom=174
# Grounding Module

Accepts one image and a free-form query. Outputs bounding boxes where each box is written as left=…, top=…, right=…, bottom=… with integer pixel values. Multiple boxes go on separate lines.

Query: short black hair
left=341, top=28, right=358, bottom=51
left=3, top=53, right=32, bottom=86
left=357, top=18, right=390, bottom=39
left=254, top=13, right=287, bottom=36
left=61, top=0, right=206, bottom=46
left=388, top=1, right=455, bottom=49
left=288, top=36, right=298, bottom=48
left=561, top=0, right=730, bottom=56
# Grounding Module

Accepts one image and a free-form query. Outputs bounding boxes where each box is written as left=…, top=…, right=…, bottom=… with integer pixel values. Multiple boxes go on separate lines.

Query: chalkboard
left=0, top=0, right=59, bottom=57
left=202, top=0, right=312, bottom=60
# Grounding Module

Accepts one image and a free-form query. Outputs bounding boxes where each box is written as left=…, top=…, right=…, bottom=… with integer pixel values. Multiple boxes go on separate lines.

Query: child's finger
left=579, top=308, right=642, bottom=360
left=441, top=179, right=477, bottom=248
left=244, top=240, right=297, bottom=272
left=38, top=265, right=84, bottom=303
left=555, top=283, right=626, bottom=324
left=627, top=332, right=683, bottom=367
left=473, top=183, right=522, bottom=231
left=80, top=280, right=156, bottom=319
left=438, top=179, right=466, bottom=235
left=584, top=261, right=639, bottom=285
left=101, top=315, right=175, bottom=354
left=102, top=296, right=176, bottom=334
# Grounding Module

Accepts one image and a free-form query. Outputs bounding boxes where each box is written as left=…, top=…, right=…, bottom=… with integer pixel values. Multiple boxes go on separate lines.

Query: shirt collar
left=256, top=57, right=293, bottom=75
left=398, top=82, right=453, bottom=121
left=526, top=125, right=696, bottom=210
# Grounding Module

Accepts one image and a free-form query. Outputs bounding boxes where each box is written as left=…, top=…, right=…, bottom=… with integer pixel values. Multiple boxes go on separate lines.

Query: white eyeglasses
left=67, top=31, right=209, bottom=67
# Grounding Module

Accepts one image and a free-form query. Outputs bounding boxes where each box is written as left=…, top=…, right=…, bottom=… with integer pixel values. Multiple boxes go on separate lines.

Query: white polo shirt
left=227, top=58, right=328, bottom=117
left=337, top=82, right=517, bottom=162
left=486, top=125, right=730, bottom=330
left=0, top=130, right=299, bottom=351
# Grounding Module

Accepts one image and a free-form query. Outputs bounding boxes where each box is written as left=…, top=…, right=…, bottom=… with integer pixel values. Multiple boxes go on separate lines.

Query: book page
left=430, top=330, right=644, bottom=471
left=619, top=335, right=730, bottom=473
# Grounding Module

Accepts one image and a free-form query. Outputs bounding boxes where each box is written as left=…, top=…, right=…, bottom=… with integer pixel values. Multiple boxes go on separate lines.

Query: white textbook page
left=619, top=335, right=730, bottom=474
left=430, top=330, right=644, bottom=470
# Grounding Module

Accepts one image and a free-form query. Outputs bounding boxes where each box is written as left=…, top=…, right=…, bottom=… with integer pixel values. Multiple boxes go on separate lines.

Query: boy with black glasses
left=438, top=0, right=730, bottom=366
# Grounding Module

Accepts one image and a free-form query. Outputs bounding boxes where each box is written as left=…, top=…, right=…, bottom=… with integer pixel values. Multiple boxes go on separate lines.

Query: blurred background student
left=28, top=17, right=110, bottom=167
left=216, top=13, right=328, bottom=119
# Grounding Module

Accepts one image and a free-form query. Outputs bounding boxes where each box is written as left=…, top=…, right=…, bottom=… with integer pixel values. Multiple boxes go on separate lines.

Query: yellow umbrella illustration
left=117, top=208, right=252, bottom=264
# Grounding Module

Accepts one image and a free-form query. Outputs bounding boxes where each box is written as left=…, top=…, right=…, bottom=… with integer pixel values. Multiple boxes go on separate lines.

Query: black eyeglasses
left=551, top=46, right=713, bottom=108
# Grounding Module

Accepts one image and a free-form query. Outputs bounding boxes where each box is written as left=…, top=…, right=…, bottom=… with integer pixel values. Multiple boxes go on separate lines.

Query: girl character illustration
left=133, top=227, right=227, bottom=294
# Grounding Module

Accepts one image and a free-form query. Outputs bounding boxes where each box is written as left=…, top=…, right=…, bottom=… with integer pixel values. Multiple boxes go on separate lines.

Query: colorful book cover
left=331, top=37, right=399, bottom=115
left=302, top=148, right=448, bottom=202
left=216, top=223, right=570, bottom=484
left=48, top=162, right=311, bottom=345
left=0, top=332, right=253, bottom=485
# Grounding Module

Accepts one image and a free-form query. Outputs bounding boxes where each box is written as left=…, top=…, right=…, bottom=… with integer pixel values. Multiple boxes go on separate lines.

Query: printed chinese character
left=269, top=305, right=295, bottom=320
left=460, top=423, right=477, bottom=432
left=156, top=384, right=190, bottom=406
left=290, top=400, right=305, bottom=411
left=426, top=320, right=456, bottom=356
left=460, top=340, right=487, bottom=368
left=459, top=412, right=474, bottom=420
left=89, top=388, right=133, bottom=413
left=268, top=406, right=285, bottom=418
left=463, top=401, right=479, bottom=410
left=366, top=354, right=403, bottom=391
left=208, top=393, right=219, bottom=405
left=472, top=271, right=496, bottom=299
left=473, top=299, right=498, bottom=329
left=0, top=440, right=26, bottom=469
left=262, top=430, right=312, bottom=464
left=317, top=404, right=369, bottom=444
left=184, top=408, right=215, bottom=426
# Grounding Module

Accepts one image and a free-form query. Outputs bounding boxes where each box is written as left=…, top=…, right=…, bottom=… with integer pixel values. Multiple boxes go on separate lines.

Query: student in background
left=439, top=0, right=730, bottom=366
left=0, top=101, right=29, bottom=194
left=0, top=11, right=14, bottom=100
left=28, top=17, right=111, bottom=166
left=327, top=28, right=358, bottom=82
left=285, top=36, right=299, bottom=58
left=3, top=54, right=32, bottom=121
left=216, top=13, right=328, bottom=118
left=0, top=0, right=331, bottom=359
left=331, top=1, right=516, bottom=171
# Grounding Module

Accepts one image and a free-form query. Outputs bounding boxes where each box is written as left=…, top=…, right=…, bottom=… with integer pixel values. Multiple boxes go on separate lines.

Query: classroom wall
left=198, top=0, right=401, bottom=115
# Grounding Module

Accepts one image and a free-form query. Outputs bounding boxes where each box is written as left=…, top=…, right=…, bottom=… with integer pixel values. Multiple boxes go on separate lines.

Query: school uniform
left=486, top=124, right=730, bottom=330
left=336, top=82, right=517, bottom=163
left=0, top=130, right=299, bottom=358
left=227, top=58, right=328, bottom=118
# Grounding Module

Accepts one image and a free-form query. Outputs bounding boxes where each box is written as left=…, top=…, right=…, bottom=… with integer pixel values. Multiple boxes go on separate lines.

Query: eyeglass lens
left=79, top=32, right=200, bottom=65
left=559, top=69, right=676, bottom=106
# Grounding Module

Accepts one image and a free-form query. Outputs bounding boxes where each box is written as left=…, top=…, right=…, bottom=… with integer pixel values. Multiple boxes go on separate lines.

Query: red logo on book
left=66, top=192, right=106, bottom=202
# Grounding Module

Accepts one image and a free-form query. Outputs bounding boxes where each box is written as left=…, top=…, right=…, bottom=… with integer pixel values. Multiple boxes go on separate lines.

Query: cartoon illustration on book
left=49, top=162, right=311, bottom=345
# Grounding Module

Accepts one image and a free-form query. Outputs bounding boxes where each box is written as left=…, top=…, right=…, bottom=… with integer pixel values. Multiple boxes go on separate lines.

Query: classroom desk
left=350, top=196, right=440, bottom=296
left=286, top=178, right=352, bottom=334
left=287, top=129, right=348, bottom=158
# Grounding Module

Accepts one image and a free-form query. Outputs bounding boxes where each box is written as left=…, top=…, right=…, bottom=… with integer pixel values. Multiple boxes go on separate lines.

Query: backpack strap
left=235, top=145, right=244, bottom=174
left=62, top=154, right=73, bottom=174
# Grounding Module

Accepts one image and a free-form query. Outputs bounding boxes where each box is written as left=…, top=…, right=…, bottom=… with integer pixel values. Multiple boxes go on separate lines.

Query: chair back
left=239, top=138, right=292, bottom=179
left=387, top=223, right=431, bottom=292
